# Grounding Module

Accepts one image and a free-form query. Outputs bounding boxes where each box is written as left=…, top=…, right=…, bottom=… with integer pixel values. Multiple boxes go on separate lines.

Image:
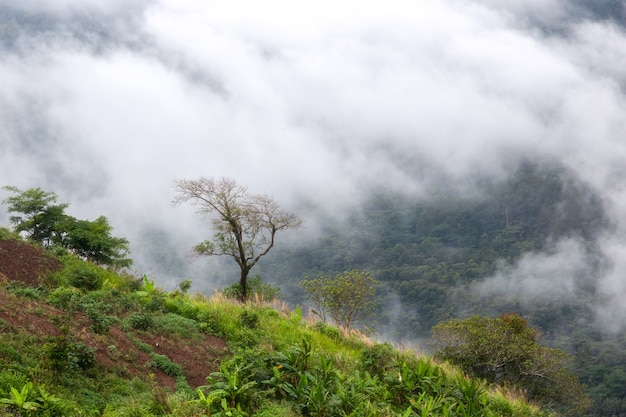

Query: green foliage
left=1, top=186, right=69, bottom=247
left=177, top=279, right=192, bottom=294
left=153, top=313, right=200, bottom=339
left=2, top=186, right=132, bottom=268
left=239, top=309, right=259, bottom=329
left=573, top=334, right=626, bottom=416
left=148, top=354, right=184, bottom=379
left=124, top=312, right=155, bottom=331
left=198, top=358, right=261, bottom=414
left=62, top=215, right=132, bottom=269
left=302, top=269, right=378, bottom=330
left=81, top=300, right=120, bottom=334
left=360, top=342, right=397, bottom=377
left=43, top=336, right=95, bottom=375
left=0, top=382, right=43, bottom=415
left=66, top=262, right=105, bottom=291
left=0, top=227, right=19, bottom=240
left=46, top=286, right=83, bottom=311
left=314, top=321, right=341, bottom=341
left=432, top=314, right=590, bottom=414
left=5, top=282, right=47, bottom=300
left=191, top=335, right=552, bottom=417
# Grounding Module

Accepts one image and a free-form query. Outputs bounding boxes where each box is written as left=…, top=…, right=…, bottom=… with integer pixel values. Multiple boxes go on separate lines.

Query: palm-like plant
left=0, top=382, right=40, bottom=415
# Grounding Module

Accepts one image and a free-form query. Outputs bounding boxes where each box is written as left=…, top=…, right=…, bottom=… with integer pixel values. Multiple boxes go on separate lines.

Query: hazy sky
left=2, top=0, right=626, bottom=330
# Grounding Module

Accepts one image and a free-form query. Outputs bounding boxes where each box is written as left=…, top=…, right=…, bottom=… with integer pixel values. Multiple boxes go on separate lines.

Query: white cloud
left=3, top=0, right=626, bottom=312
left=474, top=238, right=591, bottom=303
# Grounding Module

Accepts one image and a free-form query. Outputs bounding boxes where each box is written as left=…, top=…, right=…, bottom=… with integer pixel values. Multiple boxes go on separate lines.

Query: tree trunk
left=239, top=267, right=249, bottom=302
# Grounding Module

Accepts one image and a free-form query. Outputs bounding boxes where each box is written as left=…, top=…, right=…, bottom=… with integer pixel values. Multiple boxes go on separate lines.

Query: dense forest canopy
left=264, top=159, right=609, bottom=332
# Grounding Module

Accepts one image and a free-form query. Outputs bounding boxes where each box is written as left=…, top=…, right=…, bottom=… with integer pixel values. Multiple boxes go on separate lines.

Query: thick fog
left=2, top=0, right=626, bottom=330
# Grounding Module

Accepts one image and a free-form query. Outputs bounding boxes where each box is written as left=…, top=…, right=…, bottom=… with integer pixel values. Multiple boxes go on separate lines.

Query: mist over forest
left=3, top=1, right=626, bottom=414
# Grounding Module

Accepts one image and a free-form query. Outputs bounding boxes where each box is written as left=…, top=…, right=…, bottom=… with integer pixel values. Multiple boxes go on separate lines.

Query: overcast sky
left=2, top=0, right=626, bottom=330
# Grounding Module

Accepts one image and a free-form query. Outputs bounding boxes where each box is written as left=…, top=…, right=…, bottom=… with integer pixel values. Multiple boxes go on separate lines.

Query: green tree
left=2, top=186, right=132, bottom=268
left=302, top=269, right=378, bottom=330
left=173, top=177, right=302, bottom=301
left=62, top=216, right=132, bottom=269
left=2, top=186, right=68, bottom=246
left=432, top=313, right=590, bottom=414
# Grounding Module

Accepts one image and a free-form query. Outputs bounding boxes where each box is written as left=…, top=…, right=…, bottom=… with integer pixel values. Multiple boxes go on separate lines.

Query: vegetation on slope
left=0, top=232, right=553, bottom=417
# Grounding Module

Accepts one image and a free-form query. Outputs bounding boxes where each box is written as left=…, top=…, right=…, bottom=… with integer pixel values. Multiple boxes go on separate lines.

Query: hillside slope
left=0, top=235, right=555, bottom=416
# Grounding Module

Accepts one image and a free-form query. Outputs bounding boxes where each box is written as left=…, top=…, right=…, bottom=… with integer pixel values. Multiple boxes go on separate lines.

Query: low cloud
left=2, top=0, right=626, bottom=320
left=474, top=238, right=593, bottom=304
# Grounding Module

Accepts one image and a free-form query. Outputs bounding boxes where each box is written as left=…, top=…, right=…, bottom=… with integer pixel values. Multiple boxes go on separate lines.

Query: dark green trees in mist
left=2, top=186, right=132, bottom=268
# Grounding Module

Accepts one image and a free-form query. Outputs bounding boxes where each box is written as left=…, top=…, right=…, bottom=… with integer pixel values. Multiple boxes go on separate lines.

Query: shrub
left=154, top=313, right=200, bottom=339
left=232, top=329, right=260, bottom=349
left=240, top=309, right=259, bottom=329
left=164, top=297, right=199, bottom=320
left=432, top=313, right=591, bottom=413
left=0, top=369, right=29, bottom=397
left=81, top=301, right=119, bottom=334
left=314, top=321, right=341, bottom=341
left=66, top=264, right=105, bottom=291
left=0, top=227, right=19, bottom=240
left=360, top=342, right=397, bottom=377
left=6, top=282, right=47, bottom=300
left=198, top=310, right=225, bottom=336
left=148, top=354, right=184, bottom=379
left=124, top=312, right=154, bottom=331
left=44, top=337, right=95, bottom=375
left=46, top=287, right=82, bottom=312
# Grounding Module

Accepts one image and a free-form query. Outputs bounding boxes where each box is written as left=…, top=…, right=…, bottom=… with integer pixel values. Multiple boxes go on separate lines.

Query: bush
left=197, top=310, right=226, bottom=336
left=360, top=342, right=397, bottom=377
left=314, top=321, right=341, bottom=341
left=124, top=312, right=154, bottom=331
left=0, top=369, right=29, bottom=397
left=164, top=297, right=199, bottom=320
left=47, top=287, right=82, bottom=311
left=240, top=310, right=259, bottom=329
left=66, top=264, right=105, bottom=291
left=44, top=337, right=95, bottom=374
left=81, top=300, right=119, bottom=334
left=6, top=282, right=47, bottom=300
left=0, top=227, right=19, bottom=240
left=232, top=329, right=260, bottom=349
left=154, top=313, right=200, bottom=338
left=148, top=354, right=184, bottom=378
left=432, top=314, right=591, bottom=413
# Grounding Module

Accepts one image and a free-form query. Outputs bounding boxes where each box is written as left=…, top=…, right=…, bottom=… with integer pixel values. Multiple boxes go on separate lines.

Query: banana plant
left=200, top=360, right=259, bottom=412
left=0, top=382, right=41, bottom=414
left=191, top=387, right=229, bottom=413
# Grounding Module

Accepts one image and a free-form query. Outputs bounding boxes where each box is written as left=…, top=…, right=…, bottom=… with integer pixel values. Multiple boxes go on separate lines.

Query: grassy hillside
left=0, top=234, right=553, bottom=417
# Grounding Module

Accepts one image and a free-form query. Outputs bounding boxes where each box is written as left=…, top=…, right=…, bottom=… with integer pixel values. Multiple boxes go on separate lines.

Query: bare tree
left=173, top=177, right=302, bottom=301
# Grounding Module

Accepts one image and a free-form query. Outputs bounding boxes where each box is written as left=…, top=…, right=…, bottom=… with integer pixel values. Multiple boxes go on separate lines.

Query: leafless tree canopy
left=173, top=177, right=302, bottom=300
